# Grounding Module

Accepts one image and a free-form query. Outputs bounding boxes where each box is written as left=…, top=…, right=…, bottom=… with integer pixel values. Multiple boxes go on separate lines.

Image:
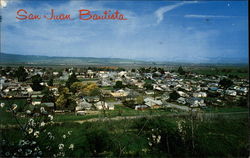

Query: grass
left=54, top=105, right=172, bottom=123
left=0, top=99, right=29, bottom=125
left=204, top=106, right=248, bottom=113
left=1, top=116, right=248, bottom=157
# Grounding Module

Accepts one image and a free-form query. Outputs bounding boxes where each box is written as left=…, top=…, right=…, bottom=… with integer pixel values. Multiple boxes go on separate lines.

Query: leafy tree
left=219, top=78, right=233, bottom=89
left=47, top=78, right=54, bottom=86
left=169, top=91, right=180, bottom=101
left=81, top=83, right=100, bottom=96
left=114, top=81, right=124, bottom=89
left=15, top=66, right=28, bottom=82
left=136, top=96, right=144, bottom=105
left=55, top=94, right=67, bottom=109
left=41, top=88, right=55, bottom=103
left=158, top=68, right=165, bottom=74
left=144, top=82, right=153, bottom=90
left=178, top=66, right=185, bottom=75
left=66, top=72, right=79, bottom=88
left=89, top=87, right=101, bottom=96
left=31, top=74, right=44, bottom=91
left=116, top=67, right=125, bottom=71
left=70, top=82, right=85, bottom=93
left=55, top=87, right=76, bottom=110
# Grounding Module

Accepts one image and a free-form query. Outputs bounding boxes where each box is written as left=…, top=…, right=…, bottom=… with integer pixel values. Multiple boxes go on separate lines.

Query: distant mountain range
left=0, top=53, right=145, bottom=66
left=0, top=53, right=248, bottom=66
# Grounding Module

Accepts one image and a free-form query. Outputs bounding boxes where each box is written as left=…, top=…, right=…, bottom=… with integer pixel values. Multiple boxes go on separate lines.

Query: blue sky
left=0, top=0, right=248, bottom=63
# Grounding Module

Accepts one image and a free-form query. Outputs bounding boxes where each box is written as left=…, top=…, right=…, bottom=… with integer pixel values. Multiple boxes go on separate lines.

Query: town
left=0, top=65, right=248, bottom=116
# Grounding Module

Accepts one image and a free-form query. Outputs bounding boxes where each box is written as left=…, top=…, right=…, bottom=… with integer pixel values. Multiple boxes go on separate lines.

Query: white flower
left=34, top=147, right=40, bottom=151
left=27, top=128, right=33, bottom=134
left=28, top=119, right=35, bottom=126
left=67, top=131, right=72, bottom=135
left=12, top=104, right=17, bottom=110
left=58, top=144, right=64, bottom=150
left=69, top=144, right=74, bottom=150
left=152, top=134, right=156, bottom=139
left=48, top=115, right=53, bottom=121
left=156, top=135, right=161, bottom=143
left=26, top=110, right=31, bottom=114
left=57, top=151, right=65, bottom=157
left=31, top=141, right=36, bottom=145
left=49, top=135, right=55, bottom=140
left=62, top=135, right=66, bottom=139
left=25, top=149, right=32, bottom=156
left=34, top=131, right=40, bottom=138
left=148, top=142, right=152, bottom=146
left=0, top=103, right=5, bottom=108
left=19, top=140, right=25, bottom=146
left=40, top=107, right=47, bottom=114
left=40, top=122, right=45, bottom=127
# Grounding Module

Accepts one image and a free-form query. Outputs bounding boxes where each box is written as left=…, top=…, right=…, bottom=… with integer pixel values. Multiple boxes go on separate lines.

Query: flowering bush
left=0, top=103, right=74, bottom=157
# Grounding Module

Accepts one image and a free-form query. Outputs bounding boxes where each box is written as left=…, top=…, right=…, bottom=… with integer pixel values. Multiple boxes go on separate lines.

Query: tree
left=15, top=66, right=28, bottom=82
left=70, top=82, right=85, bottom=93
left=136, top=96, right=144, bottom=105
left=41, top=88, right=55, bottom=103
left=114, top=81, right=124, bottom=89
left=47, top=78, right=54, bottom=86
left=31, top=74, right=44, bottom=91
left=144, top=82, right=153, bottom=90
left=55, top=94, right=67, bottom=109
left=81, top=83, right=100, bottom=96
left=66, top=72, right=79, bottom=88
left=55, top=87, right=76, bottom=110
left=169, top=91, right=180, bottom=101
left=178, top=66, right=185, bottom=75
left=219, top=78, right=233, bottom=89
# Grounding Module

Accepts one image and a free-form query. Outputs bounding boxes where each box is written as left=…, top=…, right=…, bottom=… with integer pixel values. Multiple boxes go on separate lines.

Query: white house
left=193, top=92, right=207, bottom=98
left=94, top=101, right=114, bottom=110
left=225, top=90, right=237, bottom=96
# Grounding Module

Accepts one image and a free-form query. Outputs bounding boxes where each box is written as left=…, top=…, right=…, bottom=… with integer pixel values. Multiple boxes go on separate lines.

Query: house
left=144, top=97, right=162, bottom=109
left=193, top=92, right=207, bottom=98
left=145, top=91, right=154, bottom=95
left=111, top=89, right=129, bottom=97
left=75, top=99, right=92, bottom=111
left=53, top=72, right=59, bottom=76
left=225, top=90, right=237, bottom=96
left=135, top=105, right=149, bottom=110
left=94, top=101, right=114, bottom=110
left=32, top=99, right=42, bottom=105
left=177, top=97, right=186, bottom=105
left=31, top=94, right=44, bottom=105
left=177, top=91, right=189, bottom=97
left=41, top=102, right=55, bottom=112
left=76, top=111, right=86, bottom=115
left=186, top=97, right=206, bottom=107
left=0, top=78, right=5, bottom=90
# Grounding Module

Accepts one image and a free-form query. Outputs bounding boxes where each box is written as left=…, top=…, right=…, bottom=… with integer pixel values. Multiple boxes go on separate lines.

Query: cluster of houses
left=0, top=66, right=248, bottom=114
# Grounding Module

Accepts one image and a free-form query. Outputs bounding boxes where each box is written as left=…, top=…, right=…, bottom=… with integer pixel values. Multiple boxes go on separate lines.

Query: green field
left=1, top=116, right=248, bottom=157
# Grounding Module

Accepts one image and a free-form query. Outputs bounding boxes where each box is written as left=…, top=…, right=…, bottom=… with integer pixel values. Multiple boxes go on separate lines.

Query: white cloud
left=155, top=1, right=197, bottom=24
left=0, top=0, right=7, bottom=8
left=184, top=14, right=234, bottom=18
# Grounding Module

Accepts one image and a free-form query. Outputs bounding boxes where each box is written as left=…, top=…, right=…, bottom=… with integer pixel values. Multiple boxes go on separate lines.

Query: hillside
left=0, top=53, right=144, bottom=65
